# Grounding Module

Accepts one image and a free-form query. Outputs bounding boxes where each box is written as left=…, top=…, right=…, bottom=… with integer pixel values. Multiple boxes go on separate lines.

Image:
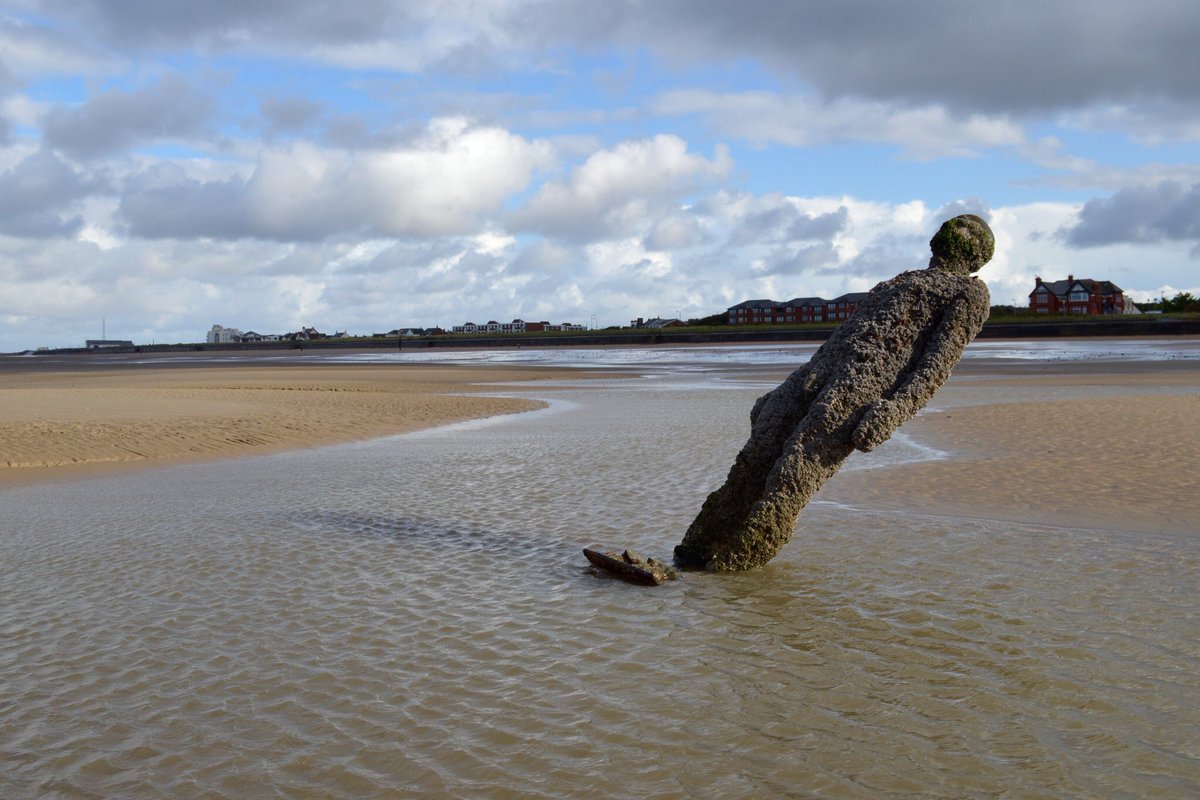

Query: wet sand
left=0, top=360, right=582, bottom=487
left=825, top=363, right=1200, bottom=536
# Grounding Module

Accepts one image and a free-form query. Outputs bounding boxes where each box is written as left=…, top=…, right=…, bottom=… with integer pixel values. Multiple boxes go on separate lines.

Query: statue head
left=928, top=214, right=994, bottom=275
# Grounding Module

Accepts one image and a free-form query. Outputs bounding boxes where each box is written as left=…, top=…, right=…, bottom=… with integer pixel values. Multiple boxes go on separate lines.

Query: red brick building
left=1029, top=275, right=1135, bottom=315
left=728, top=292, right=870, bottom=325
left=728, top=299, right=779, bottom=324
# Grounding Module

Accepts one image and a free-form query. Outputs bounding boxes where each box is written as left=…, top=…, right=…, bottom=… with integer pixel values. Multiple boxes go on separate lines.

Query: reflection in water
left=2, top=373, right=1198, bottom=798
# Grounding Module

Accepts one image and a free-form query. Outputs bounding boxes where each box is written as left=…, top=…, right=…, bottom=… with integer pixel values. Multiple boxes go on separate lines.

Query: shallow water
left=3, top=366, right=1199, bottom=798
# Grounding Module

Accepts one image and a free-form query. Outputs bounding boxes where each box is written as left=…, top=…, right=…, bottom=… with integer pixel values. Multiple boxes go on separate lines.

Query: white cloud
left=510, top=134, right=731, bottom=242
left=348, top=118, right=555, bottom=236
left=644, top=212, right=709, bottom=251
left=6, top=184, right=1198, bottom=352
left=120, top=118, right=556, bottom=240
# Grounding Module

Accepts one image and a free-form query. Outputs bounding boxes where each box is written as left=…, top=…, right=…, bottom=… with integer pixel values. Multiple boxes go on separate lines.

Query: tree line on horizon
left=1138, top=291, right=1200, bottom=314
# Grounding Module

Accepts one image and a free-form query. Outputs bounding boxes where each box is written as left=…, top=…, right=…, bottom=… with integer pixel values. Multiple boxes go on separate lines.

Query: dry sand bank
left=0, top=363, right=582, bottom=486
left=824, top=365, right=1200, bottom=536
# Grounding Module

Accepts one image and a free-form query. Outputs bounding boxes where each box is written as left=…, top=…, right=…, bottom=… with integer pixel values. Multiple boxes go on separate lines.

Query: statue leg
left=674, top=448, right=775, bottom=567
left=674, top=378, right=815, bottom=568
left=700, top=433, right=854, bottom=571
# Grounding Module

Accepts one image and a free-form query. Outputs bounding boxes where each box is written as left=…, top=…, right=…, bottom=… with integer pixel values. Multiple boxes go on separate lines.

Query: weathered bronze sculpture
left=674, top=214, right=994, bottom=571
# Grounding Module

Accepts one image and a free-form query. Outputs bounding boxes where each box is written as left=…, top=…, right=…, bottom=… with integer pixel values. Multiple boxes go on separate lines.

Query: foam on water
left=2, top=356, right=1199, bottom=798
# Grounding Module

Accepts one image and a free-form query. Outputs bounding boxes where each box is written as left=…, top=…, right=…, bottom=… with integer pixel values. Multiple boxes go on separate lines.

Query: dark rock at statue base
left=584, top=547, right=680, bottom=585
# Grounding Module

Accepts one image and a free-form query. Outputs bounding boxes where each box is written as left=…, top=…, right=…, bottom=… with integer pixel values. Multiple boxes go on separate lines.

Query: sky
left=2, top=1, right=1198, bottom=351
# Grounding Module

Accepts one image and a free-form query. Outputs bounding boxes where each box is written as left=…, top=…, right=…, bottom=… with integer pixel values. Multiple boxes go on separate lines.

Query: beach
left=0, top=358, right=586, bottom=487
left=3, top=340, right=1199, bottom=798
left=826, top=358, right=1200, bottom=536
left=4, top=344, right=1198, bottom=536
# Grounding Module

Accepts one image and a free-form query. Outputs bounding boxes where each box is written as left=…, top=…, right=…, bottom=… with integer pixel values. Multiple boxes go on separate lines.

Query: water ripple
left=2, top=376, right=1198, bottom=798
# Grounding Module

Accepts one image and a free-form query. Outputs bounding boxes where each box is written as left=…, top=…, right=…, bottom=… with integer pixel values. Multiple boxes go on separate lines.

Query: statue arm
left=750, top=364, right=817, bottom=426
left=851, top=284, right=989, bottom=452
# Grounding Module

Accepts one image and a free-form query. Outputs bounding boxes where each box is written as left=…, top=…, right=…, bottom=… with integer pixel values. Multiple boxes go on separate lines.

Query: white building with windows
left=451, top=318, right=586, bottom=334
left=206, top=324, right=243, bottom=343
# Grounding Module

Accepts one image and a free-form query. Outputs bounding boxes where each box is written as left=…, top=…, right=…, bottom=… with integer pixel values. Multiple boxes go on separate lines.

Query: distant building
left=86, top=339, right=134, bottom=349
left=826, top=292, right=870, bottom=322
left=243, top=331, right=284, bottom=343
left=284, top=327, right=327, bottom=341
left=498, top=319, right=526, bottom=334
left=238, top=331, right=281, bottom=343
left=373, top=327, right=445, bottom=338
left=451, top=319, right=585, bottom=334
left=728, top=299, right=779, bottom=325
left=728, top=292, right=870, bottom=325
left=207, top=324, right=243, bottom=343
left=631, top=317, right=686, bottom=329
left=1029, top=275, right=1139, bottom=315
left=781, top=297, right=827, bottom=324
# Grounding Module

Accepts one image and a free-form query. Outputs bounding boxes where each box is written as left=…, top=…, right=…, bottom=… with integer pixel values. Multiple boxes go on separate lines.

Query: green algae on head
left=928, top=214, right=994, bottom=275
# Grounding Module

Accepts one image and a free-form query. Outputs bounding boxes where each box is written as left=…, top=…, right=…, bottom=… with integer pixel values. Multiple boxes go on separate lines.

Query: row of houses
left=206, top=325, right=348, bottom=344
left=450, top=319, right=587, bottom=334
left=729, top=275, right=1138, bottom=327
left=727, top=292, right=871, bottom=325
left=208, top=274, right=1136, bottom=345
left=208, top=319, right=589, bottom=343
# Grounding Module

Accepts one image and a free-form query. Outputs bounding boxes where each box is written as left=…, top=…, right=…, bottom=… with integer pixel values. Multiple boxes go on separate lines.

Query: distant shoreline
left=11, top=317, right=1200, bottom=357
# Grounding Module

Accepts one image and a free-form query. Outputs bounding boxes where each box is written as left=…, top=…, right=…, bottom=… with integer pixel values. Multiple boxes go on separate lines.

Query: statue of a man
left=675, top=214, right=994, bottom=571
